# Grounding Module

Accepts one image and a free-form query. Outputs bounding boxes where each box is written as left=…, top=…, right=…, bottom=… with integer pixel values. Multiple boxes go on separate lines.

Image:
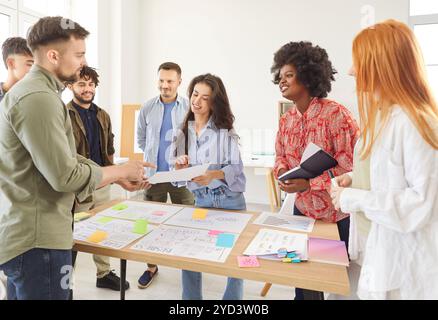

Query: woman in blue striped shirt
left=173, top=74, right=246, bottom=300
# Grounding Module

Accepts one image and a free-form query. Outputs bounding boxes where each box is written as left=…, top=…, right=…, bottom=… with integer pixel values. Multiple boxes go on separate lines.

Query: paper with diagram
left=243, top=228, right=308, bottom=259
left=74, top=216, right=155, bottom=249
left=253, top=212, right=315, bottom=233
left=164, top=207, right=252, bottom=234
left=131, top=225, right=238, bottom=263
left=98, top=201, right=184, bottom=224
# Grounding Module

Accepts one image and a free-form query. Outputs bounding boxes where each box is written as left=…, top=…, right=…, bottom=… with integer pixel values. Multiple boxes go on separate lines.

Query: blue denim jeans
left=182, top=186, right=246, bottom=300
left=0, top=248, right=72, bottom=300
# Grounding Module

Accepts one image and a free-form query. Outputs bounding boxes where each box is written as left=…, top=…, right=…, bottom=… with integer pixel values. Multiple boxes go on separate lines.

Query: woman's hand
left=279, top=179, right=310, bottom=194
left=330, top=184, right=345, bottom=211
left=335, top=174, right=353, bottom=188
left=192, top=170, right=225, bottom=186
left=175, top=155, right=189, bottom=170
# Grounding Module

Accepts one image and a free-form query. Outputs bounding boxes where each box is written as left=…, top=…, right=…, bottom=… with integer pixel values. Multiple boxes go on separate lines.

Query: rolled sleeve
left=340, top=188, right=368, bottom=213
left=75, top=161, right=103, bottom=202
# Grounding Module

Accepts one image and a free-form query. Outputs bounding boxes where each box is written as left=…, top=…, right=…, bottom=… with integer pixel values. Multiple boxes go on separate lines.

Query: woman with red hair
left=332, top=20, right=438, bottom=300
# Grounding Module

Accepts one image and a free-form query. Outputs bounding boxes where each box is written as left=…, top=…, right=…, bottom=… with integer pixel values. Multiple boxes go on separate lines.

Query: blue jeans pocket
left=1, top=255, right=23, bottom=278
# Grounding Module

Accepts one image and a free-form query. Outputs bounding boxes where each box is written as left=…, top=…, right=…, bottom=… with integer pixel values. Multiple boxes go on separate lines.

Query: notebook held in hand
left=279, top=143, right=338, bottom=181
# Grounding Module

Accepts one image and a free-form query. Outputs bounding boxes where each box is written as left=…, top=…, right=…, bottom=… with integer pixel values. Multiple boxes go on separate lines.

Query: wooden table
left=73, top=200, right=350, bottom=300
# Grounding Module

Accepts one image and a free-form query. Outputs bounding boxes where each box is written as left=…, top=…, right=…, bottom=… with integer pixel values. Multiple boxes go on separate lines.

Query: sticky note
left=282, top=258, right=293, bottom=263
left=192, top=209, right=208, bottom=220
left=152, top=211, right=166, bottom=217
left=287, top=252, right=297, bottom=259
left=216, top=234, right=235, bottom=248
left=112, top=204, right=129, bottom=211
left=87, top=231, right=108, bottom=243
left=208, top=230, right=224, bottom=236
left=133, top=220, right=148, bottom=235
left=97, top=217, right=114, bottom=224
left=74, top=212, right=91, bottom=222
left=237, top=256, right=260, bottom=268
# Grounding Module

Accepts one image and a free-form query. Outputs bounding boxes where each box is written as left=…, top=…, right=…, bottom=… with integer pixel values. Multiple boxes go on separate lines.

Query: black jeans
left=294, top=206, right=350, bottom=300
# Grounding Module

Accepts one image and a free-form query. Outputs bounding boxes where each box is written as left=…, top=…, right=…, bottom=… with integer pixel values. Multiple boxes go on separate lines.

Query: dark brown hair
left=181, top=74, right=235, bottom=147
left=27, top=16, right=89, bottom=52
left=79, top=66, right=99, bottom=86
left=2, top=37, right=33, bottom=68
left=158, top=62, right=182, bottom=77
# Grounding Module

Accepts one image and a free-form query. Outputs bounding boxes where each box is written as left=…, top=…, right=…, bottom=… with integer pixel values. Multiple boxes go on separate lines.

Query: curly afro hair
left=271, top=41, right=337, bottom=98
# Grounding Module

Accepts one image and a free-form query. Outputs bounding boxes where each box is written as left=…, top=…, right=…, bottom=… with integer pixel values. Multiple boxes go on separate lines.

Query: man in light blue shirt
left=136, top=62, right=194, bottom=289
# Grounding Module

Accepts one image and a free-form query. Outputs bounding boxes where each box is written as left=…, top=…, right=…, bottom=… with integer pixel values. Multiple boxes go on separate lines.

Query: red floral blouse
left=274, top=98, right=360, bottom=222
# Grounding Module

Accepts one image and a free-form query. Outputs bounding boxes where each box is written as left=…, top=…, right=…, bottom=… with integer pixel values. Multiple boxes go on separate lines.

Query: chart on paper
left=130, top=225, right=238, bottom=263
left=253, top=212, right=315, bottom=233
left=97, top=201, right=184, bottom=224
left=74, top=216, right=155, bottom=250
left=164, top=207, right=253, bottom=234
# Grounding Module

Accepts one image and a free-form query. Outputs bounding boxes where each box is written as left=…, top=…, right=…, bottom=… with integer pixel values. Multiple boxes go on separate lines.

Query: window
left=0, top=0, right=72, bottom=81
left=410, top=0, right=438, bottom=98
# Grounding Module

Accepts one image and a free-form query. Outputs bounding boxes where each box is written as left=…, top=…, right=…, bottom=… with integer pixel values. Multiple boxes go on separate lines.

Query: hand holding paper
left=148, top=164, right=210, bottom=185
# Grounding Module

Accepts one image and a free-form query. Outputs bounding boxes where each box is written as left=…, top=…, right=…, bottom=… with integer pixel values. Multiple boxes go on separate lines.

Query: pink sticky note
left=208, top=230, right=224, bottom=236
left=152, top=211, right=166, bottom=217
left=237, top=256, right=260, bottom=268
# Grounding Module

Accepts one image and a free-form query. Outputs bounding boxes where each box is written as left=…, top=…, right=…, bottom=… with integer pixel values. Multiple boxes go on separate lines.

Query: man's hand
left=192, top=171, right=225, bottom=187
left=119, top=161, right=156, bottom=181
left=279, top=179, right=310, bottom=194
left=116, top=179, right=152, bottom=192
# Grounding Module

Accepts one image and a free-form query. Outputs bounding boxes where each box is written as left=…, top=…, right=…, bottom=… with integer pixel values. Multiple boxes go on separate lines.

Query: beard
left=74, top=92, right=95, bottom=105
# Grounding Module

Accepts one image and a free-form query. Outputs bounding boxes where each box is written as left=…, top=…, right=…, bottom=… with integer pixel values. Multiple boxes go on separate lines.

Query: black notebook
left=278, top=143, right=338, bottom=181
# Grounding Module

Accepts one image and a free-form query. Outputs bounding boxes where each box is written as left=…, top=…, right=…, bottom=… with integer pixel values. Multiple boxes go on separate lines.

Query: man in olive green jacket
left=0, top=17, right=152, bottom=300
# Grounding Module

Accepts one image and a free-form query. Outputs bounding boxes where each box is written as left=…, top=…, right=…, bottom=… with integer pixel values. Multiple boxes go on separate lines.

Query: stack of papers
left=148, top=164, right=210, bottom=185
left=243, top=229, right=308, bottom=260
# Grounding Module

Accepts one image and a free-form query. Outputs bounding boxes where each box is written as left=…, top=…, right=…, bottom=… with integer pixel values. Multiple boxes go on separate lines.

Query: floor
left=73, top=198, right=296, bottom=300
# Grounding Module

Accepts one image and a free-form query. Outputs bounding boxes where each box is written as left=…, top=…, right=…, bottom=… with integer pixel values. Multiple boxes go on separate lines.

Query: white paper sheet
left=279, top=193, right=296, bottom=215
left=98, top=201, right=184, bottom=224
left=131, top=225, right=237, bottom=263
left=253, top=212, right=315, bottom=233
left=164, top=207, right=252, bottom=234
left=148, top=164, right=210, bottom=184
left=74, top=216, right=154, bottom=249
left=243, top=228, right=308, bottom=258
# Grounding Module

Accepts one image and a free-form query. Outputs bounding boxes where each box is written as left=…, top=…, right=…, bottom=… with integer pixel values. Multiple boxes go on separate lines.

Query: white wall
left=98, top=0, right=409, bottom=204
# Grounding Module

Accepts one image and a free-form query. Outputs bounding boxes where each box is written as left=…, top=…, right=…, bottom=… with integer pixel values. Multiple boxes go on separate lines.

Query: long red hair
left=353, top=19, right=438, bottom=159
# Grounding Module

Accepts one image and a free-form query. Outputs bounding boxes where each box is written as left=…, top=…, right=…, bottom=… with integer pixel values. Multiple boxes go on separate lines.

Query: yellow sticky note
left=74, top=212, right=92, bottom=222
left=192, top=209, right=208, bottom=220
left=87, top=231, right=108, bottom=244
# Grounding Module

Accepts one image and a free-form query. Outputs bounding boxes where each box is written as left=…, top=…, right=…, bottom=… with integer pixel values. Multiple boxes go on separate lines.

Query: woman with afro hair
left=272, top=41, right=359, bottom=300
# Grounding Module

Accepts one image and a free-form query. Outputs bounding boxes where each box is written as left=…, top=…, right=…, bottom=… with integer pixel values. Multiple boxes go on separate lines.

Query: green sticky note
left=97, top=217, right=114, bottom=224
left=112, top=203, right=129, bottom=211
left=133, top=220, right=148, bottom=235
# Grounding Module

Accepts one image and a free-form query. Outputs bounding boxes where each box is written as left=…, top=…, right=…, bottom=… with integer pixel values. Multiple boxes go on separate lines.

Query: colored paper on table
left=237, top=256, right=260, bottom=268
left=192, top=209, right=208, bottom=220
left=87, top=231, right=108, bottom=243
left=152, top=211, right=166, bottom=217
left=113, top=204, right=129, bottom=211
left=216, top=234, right=235, bottom=248
left=97, top=217, right=114, bottom=224
left=74, top=212, right=92, bottom=222
left=308, top=238, right=349, bottom=266
left=208, top=230, right=224, bottom=236
left=133, top=220, right=148, bottom=235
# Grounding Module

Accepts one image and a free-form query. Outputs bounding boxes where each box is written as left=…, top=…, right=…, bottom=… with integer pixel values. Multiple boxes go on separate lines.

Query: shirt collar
left=155, top=94, right=184, bottom=106
left=71, top=100, right=97, bottom=113
left=296, top=97, right=321, bottom=117
left=30, top=64, right=66, bottom=95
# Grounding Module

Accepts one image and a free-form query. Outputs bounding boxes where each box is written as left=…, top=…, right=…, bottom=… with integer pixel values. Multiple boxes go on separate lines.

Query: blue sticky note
left=216, top=234, right=235, bottom=248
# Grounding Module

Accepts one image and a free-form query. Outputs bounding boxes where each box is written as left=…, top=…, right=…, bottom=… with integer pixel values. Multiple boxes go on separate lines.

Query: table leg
left=120, top=259, right=127, bottom=301
left=260, top=283, right=272, bottom=297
